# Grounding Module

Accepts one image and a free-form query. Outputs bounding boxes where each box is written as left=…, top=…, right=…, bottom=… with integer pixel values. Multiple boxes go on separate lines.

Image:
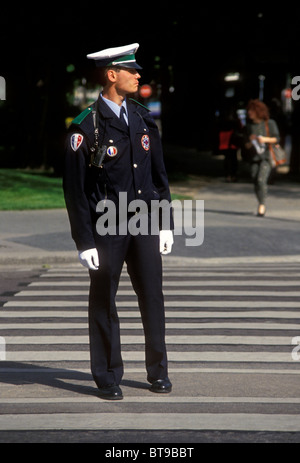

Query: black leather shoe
left=149, top=378, right=172, bottom=393
left=98, top=384, right=123, bottom=400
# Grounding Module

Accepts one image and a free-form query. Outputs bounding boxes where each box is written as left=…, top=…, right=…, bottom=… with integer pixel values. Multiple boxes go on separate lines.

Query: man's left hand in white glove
left=159, top=230, right=174, bottom=255
left=78, top=248, right=99, bottom=270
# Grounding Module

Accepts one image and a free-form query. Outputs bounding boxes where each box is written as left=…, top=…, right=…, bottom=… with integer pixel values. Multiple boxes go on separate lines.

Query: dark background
left=1, top=3, right=300, bottom=176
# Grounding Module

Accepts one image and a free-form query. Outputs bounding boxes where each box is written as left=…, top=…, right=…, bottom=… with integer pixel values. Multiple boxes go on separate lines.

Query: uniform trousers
left=88, top=230, right=168, bottom=389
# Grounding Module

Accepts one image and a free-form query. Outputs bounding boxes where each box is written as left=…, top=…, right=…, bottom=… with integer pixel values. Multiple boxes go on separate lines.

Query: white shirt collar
left=100, top=93, right=127, bottom=118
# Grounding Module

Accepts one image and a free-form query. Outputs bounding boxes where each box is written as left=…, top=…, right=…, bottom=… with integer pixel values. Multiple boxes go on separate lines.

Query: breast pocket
left=102, top=133, right=127, bottom=164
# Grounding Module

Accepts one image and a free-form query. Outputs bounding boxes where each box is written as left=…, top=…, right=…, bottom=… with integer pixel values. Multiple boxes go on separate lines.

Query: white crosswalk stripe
left=1, top=262, right=300, bottom=433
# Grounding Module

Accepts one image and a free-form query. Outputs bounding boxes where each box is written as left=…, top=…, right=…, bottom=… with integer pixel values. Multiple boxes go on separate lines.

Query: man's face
left=112, top=67, right=141, bottom=95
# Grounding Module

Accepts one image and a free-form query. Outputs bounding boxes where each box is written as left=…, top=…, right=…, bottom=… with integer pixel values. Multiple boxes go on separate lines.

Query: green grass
left=0, top=168, right=190, bottom=211
left=170, top=193, right=193, bottom=200
left=0, top=169, right=66, bottom=210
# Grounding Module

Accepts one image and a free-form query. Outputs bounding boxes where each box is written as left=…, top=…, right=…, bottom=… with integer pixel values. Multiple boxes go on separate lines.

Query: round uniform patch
left=107, top=146, right=118, bottom=157
left=141, top=134, right=150, bottom=151
left=70, top=133, right=84, bottom=151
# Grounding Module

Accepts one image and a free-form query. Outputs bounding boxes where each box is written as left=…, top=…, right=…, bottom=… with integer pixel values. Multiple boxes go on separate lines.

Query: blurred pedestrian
left=217, top=108, right=241, bottom=182
left=244, top=99, right=280, bottom=216
left=63, top=43, right=174, bottom=400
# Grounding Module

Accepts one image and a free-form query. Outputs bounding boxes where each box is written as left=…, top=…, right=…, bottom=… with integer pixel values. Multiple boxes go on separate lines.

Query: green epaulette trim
left=72, top=106, right=93, bottom=125
left=129, top=98, right=150, bottom=111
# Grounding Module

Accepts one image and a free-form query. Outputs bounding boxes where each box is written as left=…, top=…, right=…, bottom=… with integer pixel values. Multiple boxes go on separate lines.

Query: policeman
left=63, top=43, right=174, bottom=400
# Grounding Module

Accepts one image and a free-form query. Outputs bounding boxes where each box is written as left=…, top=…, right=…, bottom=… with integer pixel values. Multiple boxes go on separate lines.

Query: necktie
left=119, top=106, right=128, bottom=131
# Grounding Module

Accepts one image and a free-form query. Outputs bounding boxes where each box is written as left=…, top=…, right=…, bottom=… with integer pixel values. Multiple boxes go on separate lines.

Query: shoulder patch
left=70, top=133, right=84, bottom=151
left=72, top=106, right=93, bottom=125
left=129, top=98, right=150, bottom=111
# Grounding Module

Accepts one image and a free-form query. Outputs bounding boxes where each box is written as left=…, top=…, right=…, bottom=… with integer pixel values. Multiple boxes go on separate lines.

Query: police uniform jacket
left=63, top=96, right=174, bottom=251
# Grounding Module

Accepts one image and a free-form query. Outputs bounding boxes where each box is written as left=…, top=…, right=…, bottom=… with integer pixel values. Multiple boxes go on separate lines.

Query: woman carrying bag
left=244, top=99, right=280, bottom=217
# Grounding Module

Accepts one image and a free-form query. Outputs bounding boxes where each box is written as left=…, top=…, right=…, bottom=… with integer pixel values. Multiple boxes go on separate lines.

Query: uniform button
left=133, top=163, right=138, bottom=168
left=138, top=189, right=142, bottom=194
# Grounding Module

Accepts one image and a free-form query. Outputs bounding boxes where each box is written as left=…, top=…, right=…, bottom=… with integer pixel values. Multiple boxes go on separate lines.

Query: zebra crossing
left=1, top=260, right=300, bottom=436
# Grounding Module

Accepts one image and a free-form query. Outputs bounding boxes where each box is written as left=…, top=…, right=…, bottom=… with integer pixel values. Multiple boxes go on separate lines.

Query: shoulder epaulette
left=72, top=106, right=93, bottom=125
left=129, top=98, right=150, bottom=111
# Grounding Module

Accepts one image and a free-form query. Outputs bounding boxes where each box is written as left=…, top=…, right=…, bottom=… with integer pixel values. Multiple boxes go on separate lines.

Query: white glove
left=78, top=248, right=99, bottom=270
left=159, top=230, right=174, bottom=255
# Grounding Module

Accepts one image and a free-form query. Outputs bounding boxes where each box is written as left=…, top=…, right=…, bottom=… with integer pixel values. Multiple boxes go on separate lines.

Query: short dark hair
left=98, top=66, right=121, bottom=87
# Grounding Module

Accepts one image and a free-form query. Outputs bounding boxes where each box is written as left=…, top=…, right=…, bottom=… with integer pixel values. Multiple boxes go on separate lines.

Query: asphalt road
left=0, top=174, right=300, bottom=445
left=0, top=176, right=300, bottom=264
left=1, top=260, right=300, bottom=446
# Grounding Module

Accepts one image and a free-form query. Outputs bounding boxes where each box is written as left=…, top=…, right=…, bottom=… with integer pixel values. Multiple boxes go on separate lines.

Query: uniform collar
left=100, top=93, right=128, bottom=118
left=97, top=96, right=129, bottom=134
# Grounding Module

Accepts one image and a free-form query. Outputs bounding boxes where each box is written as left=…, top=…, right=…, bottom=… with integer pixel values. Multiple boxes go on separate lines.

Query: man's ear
left=106, top=69, right=118, bottom=83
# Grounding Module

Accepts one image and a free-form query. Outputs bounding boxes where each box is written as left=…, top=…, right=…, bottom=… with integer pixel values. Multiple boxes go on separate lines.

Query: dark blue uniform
left=63, top=96, right=173, bottom=388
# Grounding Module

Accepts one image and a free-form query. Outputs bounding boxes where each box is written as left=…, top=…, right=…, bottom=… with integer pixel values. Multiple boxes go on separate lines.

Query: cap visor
left=95, top=60, right=142, bottom=70
left=117, top=62, right=143, bottom=70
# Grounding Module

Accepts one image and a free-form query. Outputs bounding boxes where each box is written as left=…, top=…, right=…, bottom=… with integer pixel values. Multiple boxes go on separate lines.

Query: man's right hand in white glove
left=78, top=248, right=99, bottom=270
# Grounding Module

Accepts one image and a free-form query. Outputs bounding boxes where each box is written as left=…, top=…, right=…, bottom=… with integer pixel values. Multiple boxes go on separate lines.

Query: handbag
left=270, top=144, right=286, bottom=166
left=265, top=121, right=287, bottom=166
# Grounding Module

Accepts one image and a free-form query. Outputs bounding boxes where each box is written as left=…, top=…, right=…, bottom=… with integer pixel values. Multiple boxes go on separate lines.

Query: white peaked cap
left=86, top=43, right=142, bottom=69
